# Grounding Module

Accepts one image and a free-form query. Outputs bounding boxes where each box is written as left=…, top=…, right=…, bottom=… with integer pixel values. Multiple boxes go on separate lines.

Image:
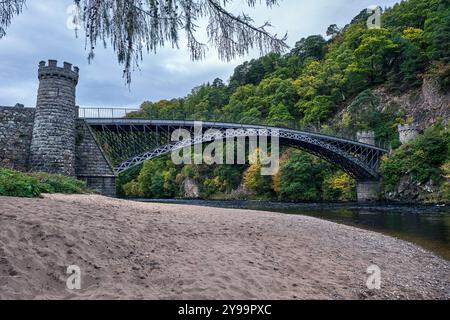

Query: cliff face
left=373, top=76, right=449, bottom=129
left=384, top=175, right=443, bottom=204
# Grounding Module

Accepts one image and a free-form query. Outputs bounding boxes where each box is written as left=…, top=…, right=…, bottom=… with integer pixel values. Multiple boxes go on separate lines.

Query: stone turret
left=30, top=60, right=79, bottom=176
left=356, top=131, right=376, bottom=145
left=398, top=123, right=419, bottom=145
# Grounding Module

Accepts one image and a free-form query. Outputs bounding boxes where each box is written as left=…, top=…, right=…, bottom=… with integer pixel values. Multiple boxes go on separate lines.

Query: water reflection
left=283, top=207, right=450, bottom=260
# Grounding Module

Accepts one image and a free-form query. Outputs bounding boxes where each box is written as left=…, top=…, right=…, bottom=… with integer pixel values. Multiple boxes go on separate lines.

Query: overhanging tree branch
left=0, top=0, right=25, bottom=38
left=1, top=0, right=289, bottom=84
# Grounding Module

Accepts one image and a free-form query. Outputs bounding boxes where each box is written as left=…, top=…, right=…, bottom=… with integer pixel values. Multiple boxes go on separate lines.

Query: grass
left=0, top=168, right=88, bottom=198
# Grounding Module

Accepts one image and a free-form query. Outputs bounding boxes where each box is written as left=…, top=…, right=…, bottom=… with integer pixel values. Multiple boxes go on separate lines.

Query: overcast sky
left=0, top=0, right=399, bottom=108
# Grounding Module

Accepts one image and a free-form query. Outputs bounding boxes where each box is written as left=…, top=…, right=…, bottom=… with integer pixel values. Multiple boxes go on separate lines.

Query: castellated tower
left=398, top=123, right=420, bottom=145
left=356, top=131, right=376, bottom=145
left=30, top=60, right=79, bottom=176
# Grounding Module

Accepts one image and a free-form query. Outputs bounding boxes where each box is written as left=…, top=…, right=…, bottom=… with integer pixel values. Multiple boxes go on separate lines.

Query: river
left=134, top=199, right=450, bottom=260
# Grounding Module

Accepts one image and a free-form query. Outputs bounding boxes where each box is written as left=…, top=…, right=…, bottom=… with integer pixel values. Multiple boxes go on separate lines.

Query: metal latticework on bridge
left=82, top=116, right=389, bottom=180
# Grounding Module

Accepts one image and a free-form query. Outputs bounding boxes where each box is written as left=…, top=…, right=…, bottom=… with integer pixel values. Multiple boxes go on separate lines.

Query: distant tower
left=356, top=131, right=376, bottom=145
left=30, top=60, right=79, bottom=176
left=398, top=123, right=419, bottom=145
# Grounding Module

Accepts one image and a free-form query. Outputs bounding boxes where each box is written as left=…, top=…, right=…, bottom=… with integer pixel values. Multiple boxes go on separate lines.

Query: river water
left=134, top=199, right=450, bottom=260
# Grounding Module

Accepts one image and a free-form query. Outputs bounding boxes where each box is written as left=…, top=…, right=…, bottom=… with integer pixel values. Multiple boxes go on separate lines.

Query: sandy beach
left=0, top=194, right=448, bottom=300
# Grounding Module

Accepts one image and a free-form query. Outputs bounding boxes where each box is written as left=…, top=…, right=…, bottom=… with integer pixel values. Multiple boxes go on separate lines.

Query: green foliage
left=268, top=103, right=295, bottom=127
left=0, top=169, right=40, bottom=197
left=381, top=123, right=449, bottom=192
left=298, top=95, right=334, bottom=126
left=31, top=173, right=86, bottom=194
left=273, top=150, right=328, bottom=201
left=383, top=0, right=441, bottom=31
left=0, top=168, right=87, bottom=198
left=424, top=3, right=450, bottom=63
left=351, top=28, right=400, bottom=85
left=343, top=89, right=404, bottom=145
left=117, top=0, right=449, bottom=202
left=243, top=149, right=274, bottom=197
left=137, top=158, right=178, bottom=198
left=116, top=164, right=142, bottom=197
left=229, top=53, right=283, bottom=88
left=323, top=172, right=357, bottom=202
left=291, top=35, right=327, bottom=61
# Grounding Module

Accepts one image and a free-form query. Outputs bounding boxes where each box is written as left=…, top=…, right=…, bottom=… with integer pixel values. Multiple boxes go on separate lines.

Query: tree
left=326, top=24, right=341, bottom=39
left=383, top=0, right=441, bottom=31
left=381, top=123, right=449, bottom=192
left=138, top=158, right=178, bottom=198
left=274, top=150, right=326, bottom=201
left=351, top=29, right=399, bottom=85
left=293, top=60, right=324, bottom=99
left=243, top=149, right=273, bottom=196
left=398, top=38, right=425, bottom=88
left=0, top=0, right=288, bottom=83
left=291, top=35, right=327, bottom=61
left=0, top=0, right=25, bottom=38
left=267, top=103, right=294, bottom=127
left=323, top=172, right=356, bottom=201
left=424, top=4, right=450, bottom=63
left=297, top=95, right=334, bottom=127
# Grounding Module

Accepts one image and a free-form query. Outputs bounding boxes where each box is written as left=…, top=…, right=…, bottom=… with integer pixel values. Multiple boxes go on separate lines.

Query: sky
left=0, top=0, right=400, bottom=108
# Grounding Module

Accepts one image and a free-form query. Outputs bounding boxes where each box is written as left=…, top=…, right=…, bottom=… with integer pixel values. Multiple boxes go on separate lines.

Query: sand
left=0, top=194, right=448, bottom=300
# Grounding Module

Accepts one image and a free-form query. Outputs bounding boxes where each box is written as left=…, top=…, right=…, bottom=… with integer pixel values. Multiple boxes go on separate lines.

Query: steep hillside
left=117, top=0, right=449, bottom=203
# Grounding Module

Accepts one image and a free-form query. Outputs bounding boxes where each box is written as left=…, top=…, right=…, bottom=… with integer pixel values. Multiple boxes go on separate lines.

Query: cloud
left=0, top=0, right=400, bottom=107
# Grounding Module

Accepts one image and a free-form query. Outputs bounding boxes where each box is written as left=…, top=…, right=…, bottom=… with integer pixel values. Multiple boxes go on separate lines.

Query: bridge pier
left=357, top=180, right=380, bottom=203
left=75, top=120, right=117, bottom=197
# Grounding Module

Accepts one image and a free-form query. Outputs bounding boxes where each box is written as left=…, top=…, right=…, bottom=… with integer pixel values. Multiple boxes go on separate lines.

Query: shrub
left=0, top=169, right=41, bottom=197
left=323, top=172, right=356, bottom=202
left=31, top=173, right=86, bottom=194
left=381, top=123, right=449, bottom=193
left=0, top=168, right=87, bottom=198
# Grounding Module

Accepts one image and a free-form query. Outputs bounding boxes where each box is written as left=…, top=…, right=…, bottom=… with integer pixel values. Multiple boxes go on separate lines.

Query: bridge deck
left=84, top=118, right=389, bottom=153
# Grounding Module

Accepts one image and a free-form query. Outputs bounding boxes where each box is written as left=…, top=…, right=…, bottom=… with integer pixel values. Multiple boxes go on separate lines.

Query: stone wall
left=1, top=60, right=117, bottom=197
left=0, top=106, right=35, bottom=171
left=75, top=120, right=116, bottom=196
left=79, top=176, right=117, bottom=197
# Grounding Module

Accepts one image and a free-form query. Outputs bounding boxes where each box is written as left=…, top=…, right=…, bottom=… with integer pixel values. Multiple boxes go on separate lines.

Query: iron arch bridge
left=83, top=117, right=389, bottom=181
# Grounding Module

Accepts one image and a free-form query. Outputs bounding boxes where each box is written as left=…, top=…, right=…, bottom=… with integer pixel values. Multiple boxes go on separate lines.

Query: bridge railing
left=78, top=107, right=141, bottom=119
left=78, top=107, right=390, bottom=150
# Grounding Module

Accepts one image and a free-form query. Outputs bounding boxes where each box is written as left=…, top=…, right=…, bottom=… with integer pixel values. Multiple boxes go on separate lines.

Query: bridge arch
left=84, top=119, right=388, bottom=181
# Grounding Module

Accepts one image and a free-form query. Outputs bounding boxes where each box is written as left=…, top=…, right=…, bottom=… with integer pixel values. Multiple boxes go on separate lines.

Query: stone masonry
left=398, top=123, right=420, bottom=145
left=0, top=60, right=116, bottom=196
left=0, top=106, right=35, bottom=171
left=30, top=60, right=79, bottom=176
left=75, top=120, right=116, bottom=196
left=356, top=131, right=376, bottom=145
